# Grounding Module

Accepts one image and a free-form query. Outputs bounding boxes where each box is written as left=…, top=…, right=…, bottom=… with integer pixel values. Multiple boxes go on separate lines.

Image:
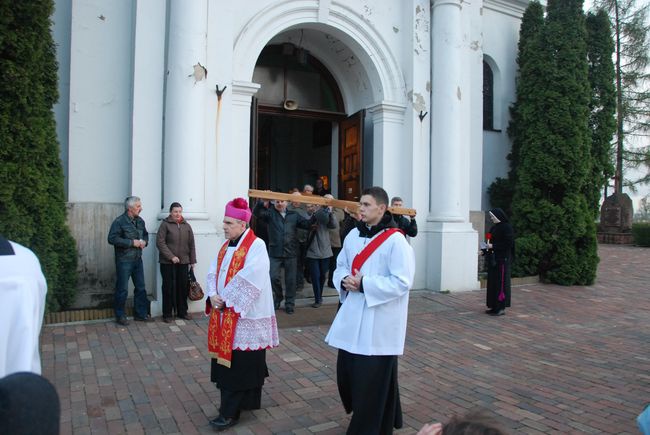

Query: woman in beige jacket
left=156, top=202, right=196, bottom=322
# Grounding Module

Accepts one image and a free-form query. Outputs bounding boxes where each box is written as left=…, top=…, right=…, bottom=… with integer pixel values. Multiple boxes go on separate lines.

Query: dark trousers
left=114, top=258, right=148, bottom=319
left=296, top=241, right=306, bottom=287
left=337, top=350, right=402, bottom=435
left=270, top=256, right=297, bottom=308
left=219, top=387, right=263, bottom=419
left=308, top=257, right=330, bottom=303
left=160, top=263, right=189, bottom=318
left=328, top=247, right=341, bottom=286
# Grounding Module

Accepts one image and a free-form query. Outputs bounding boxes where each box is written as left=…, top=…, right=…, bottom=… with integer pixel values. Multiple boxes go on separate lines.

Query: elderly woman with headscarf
left=483, top=208, right=514, bottom=316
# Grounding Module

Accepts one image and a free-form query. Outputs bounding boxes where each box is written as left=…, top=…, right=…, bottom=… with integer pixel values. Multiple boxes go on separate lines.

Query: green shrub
left=632, top=223, right=650, bottom=247
left=0, top=0, right=78, bottom=311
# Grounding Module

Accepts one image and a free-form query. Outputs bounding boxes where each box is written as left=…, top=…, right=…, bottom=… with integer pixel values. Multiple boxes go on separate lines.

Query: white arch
left=233, top=0, right=406, bottom=105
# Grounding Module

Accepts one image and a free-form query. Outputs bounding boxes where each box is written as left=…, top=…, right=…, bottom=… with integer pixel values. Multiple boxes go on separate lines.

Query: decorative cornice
left=231, top=81, right=261, bottom=106
left=483, top=0, right=545, bottom=19
left=367, top=101, right=407, bottom=124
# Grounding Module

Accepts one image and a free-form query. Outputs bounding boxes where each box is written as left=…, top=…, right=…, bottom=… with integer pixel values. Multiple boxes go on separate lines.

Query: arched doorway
left=250, top=40, right=365, bottom=201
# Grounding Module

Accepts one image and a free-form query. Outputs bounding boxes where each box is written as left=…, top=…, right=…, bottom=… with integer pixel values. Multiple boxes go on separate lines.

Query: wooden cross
left=248, top=189, right=417, bottom=217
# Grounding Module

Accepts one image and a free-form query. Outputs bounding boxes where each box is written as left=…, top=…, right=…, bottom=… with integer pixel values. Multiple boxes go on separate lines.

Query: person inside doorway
left=314, top=177, right=330, bottom=196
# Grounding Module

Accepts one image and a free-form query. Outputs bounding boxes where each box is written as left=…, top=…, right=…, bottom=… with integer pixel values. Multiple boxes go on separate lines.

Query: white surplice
left=206, top=229, right=279, bottom=350
left=325, top=228, right=415, bottom=356
left=0, top=241, right=47, bottom=377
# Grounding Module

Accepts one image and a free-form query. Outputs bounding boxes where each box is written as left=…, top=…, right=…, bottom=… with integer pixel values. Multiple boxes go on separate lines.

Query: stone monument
left=597, top=192, right=634, bottom=244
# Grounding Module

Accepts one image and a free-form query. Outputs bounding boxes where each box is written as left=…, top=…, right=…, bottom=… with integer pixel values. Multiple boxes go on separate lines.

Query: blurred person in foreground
left=0, top=236, right=60, bottom=434
left=0, top=235, right=47, bottom=377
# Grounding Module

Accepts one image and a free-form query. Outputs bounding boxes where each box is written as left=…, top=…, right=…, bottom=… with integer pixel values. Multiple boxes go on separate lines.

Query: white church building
left=52, top=0, right=532, bottom=313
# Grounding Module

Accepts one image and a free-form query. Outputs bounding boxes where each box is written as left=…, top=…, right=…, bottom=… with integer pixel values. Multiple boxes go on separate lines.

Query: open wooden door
left=338, top=110, right=364, bottom=201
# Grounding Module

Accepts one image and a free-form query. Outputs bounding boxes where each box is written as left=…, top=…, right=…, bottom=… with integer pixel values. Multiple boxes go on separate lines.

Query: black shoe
left=274, top=301, right=281, bottom=310
left=133, top=316, right=154, bottom=322
left=163, top=316, right=172, bottom=323
left=116, top=316, right=129, bottom=326
left=209, top=415, right=238, bottom=431
left=285, top=307, right=294, bottom=314
left=178, top=313, right=192, bottom=321
left=311, top=302, right=321, bottom=308
left=485, top=309, right=496, bottom=314
left=490, top=309, right=505, bottom=316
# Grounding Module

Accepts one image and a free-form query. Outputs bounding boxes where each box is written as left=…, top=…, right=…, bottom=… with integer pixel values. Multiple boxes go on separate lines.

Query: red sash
left=207, top=230, right=257, bottom=367
left=351, top=228, right=403, bottom=275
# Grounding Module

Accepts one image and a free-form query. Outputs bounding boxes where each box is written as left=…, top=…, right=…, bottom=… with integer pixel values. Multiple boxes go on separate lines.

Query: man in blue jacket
left=108, top=196, right=151, bottom=325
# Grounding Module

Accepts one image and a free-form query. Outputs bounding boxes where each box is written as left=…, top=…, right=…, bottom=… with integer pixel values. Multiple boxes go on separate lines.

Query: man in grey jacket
left=253, top=198, right=313, bottom=314
left=304, top=204, right=338, bottom=308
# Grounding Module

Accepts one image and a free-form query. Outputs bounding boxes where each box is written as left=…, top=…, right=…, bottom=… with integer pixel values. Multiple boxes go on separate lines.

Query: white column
left=430, top=0, right=464, bottom=222
left=215, top=81, right=260, bottom=203
left=131, top=0, right=168, bottom=313
left=368, top=102, right=407, bottom=196
left=426, top=0, right=479, bottom=292
left=131, top=0, right=166, bottom=224
left=163, top=0, right=209, bottom=220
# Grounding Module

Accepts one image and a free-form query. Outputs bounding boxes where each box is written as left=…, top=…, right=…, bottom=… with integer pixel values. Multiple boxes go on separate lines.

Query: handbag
left=187, top=267, right=204, bottom=301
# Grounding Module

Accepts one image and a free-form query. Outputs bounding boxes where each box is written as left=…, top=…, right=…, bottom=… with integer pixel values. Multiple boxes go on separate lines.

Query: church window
left=483, top=61, right=494, bottom=131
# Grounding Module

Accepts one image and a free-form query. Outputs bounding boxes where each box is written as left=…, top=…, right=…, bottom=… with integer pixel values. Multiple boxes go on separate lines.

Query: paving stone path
left=41, top=244, right=650, bottom=434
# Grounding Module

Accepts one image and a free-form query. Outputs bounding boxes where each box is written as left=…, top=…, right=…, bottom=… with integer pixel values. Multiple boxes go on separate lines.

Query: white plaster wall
left=468, top=0, right=485, bottom=212
left=67, top=0, right=135, bottom=203
left=481, top=5, right=524, bottom=209
left=52, top=0, right=72, bottom=193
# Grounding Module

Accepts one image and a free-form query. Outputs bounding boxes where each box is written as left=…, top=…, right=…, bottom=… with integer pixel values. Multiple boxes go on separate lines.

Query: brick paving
left=41, top=244, right=650, bottom=434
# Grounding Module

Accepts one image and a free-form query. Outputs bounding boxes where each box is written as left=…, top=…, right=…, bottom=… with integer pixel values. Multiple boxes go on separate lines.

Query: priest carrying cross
left=325, top=186, right=416, bottom=434
left=205, top=198, right=279, bottom=432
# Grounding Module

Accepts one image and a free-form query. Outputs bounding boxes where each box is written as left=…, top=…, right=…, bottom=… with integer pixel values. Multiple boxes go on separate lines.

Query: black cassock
left=211, top=349, right=268, bottom=419
left=337, top=349, right=402, bottom=435
left=485, top=216, right=514, bottom=311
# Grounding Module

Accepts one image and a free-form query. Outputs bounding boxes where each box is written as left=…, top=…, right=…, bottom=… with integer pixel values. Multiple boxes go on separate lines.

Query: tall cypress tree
left=511, top=0, right=598, bottom=285
left=586, top=10, right=617, bottom=216
left=0, top=0, right=78, bottom=311
left=488, top=1, right=545, bottom=218
left=593, top=0, right=650, bottom=192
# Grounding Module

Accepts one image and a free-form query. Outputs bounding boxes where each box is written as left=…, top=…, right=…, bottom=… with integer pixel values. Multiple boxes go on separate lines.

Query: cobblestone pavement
left=41, top=244, right=650, bottom=434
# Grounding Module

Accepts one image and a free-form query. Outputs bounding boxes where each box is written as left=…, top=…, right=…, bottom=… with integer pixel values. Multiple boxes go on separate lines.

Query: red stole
left=351, top=228, right=403, bottom=275
left=207, top=230, right=257, bottom=367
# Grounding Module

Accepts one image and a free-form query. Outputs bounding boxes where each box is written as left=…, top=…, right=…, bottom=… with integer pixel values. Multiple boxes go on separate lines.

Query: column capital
left=431, top=0, right=462, bottom=9
left=231, top=81, right=261, bottom=106
left=367, top=101, right=407, bottom=124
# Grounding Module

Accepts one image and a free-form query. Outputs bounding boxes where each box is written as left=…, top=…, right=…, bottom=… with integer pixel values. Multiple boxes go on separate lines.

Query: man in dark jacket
left=390, top=196, right=418, bottom=238
left=108, top=196, right=150, bottom=325
left=253, top=198, right=313, bottom=314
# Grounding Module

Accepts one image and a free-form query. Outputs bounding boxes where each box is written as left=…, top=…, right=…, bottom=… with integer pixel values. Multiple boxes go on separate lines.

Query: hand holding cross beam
left=248, top=189, right=416, bottom=217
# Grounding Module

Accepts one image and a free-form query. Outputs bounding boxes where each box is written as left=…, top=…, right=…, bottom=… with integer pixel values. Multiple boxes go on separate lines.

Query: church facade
left=51, top=0, right=533, bottom=313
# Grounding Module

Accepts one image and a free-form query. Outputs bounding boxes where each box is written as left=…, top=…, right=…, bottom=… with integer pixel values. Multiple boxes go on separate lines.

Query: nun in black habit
left=483, top=208, right=514, bottom=316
